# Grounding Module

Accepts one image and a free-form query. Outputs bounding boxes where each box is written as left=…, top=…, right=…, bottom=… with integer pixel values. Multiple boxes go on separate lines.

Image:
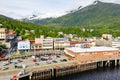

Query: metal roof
left=66, top=46, right=119, bottom=53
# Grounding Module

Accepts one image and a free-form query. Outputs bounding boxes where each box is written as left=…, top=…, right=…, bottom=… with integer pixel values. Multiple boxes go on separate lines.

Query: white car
left=1, top=67, right=9, bottom=70
left=3, top=62, right=9, bottom=66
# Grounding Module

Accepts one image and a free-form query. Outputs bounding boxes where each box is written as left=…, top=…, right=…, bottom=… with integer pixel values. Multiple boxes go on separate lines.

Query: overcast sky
left=0, top=0, right=120, bottom=19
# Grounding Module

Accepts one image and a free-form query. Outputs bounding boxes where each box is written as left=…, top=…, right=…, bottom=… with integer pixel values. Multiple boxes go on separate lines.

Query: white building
left=17, top=40, right=30, bottom=53
left=102, top=34, right=112, bottom=40
left=112, top=41, right=120, bottom=48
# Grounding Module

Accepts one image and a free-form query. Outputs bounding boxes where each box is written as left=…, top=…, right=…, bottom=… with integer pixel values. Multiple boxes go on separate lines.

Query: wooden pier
left=13, top=58, right=120, bottom=80
left=54, top=62, right=97, bottom=78
left=31, top=69, right=53, bottom=80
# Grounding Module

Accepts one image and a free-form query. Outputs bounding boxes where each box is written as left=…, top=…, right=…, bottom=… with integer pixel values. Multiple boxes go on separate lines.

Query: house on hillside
left=102, top=34, right=112, bottom=40
left=6, top=29, right=15, bottom=41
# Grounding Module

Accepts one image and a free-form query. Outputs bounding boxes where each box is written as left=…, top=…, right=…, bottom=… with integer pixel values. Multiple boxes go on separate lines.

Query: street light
left=33, top=45, right=36, bottom=56
left=8, top=48, right=11, bottom=63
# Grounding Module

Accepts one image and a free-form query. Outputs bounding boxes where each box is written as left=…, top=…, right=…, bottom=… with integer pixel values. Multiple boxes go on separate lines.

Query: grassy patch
left=11, top=53, right=31, bottom=58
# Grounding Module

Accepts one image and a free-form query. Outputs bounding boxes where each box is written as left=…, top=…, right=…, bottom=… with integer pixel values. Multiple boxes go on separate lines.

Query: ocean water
left=53, top=67, right=120, bottom=80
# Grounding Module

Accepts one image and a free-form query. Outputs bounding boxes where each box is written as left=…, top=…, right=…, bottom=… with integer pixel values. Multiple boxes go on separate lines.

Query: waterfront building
left=96, top=39, right=112, bottom=46
left=35, top=38, right=53, bottom=50
left=53, top=38, right=70, bottom=50
left=17, top=40, right=30, bottom=53
left=64, top=43, right=119, bottom=60
left=70, top=38, right=93, bottom=47
left=30, top=40, right=42, bottom=52
left=30, top=40, right=35, bottom=50
left=112, top=41, right=120, bottom=48
left=41, top=38, right=53, bottom=50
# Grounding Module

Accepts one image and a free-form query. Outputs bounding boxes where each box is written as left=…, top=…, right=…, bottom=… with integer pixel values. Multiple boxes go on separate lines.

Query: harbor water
left=52, top=67, right=120, bottom=80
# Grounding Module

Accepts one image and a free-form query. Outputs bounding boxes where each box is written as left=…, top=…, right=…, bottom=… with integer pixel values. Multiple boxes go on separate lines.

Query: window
left=23, top=46, right=25, bottom=48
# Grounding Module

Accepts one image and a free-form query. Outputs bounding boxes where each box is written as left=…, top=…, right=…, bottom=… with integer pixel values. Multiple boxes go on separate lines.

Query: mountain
left=0, top=15, right=44, bottom=34
left=24, top=1, right=120, bottom=28
left=46, top=1, right=120, bottom=28
left=22, top=17, right=53, bottom=24
left=1, top=10, right=120, bottom=38
left=0, top=15, right=13, bottom=21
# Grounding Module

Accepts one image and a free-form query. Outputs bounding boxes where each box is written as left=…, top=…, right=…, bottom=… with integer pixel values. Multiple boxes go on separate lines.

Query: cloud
left=0, top=0, right=120, bottom=19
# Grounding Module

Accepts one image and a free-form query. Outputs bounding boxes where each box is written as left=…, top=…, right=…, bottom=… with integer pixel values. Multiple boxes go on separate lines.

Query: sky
left=0, top=0, right=120, bottom=19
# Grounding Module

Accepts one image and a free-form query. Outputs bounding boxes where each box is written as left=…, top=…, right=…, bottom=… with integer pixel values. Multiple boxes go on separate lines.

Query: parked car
left=0, top=55, right=5, bottom=58
left=60, top=59, right=67, bottom=62
left=13, top=61, right=17, bottom=65
left=35, top=62, right=39, bottom=66
left=3, top=62, right=9, bottom=66
left=17, top=59, right=23, bottom=63
left=1, top=67, right=9, bottom=70
left=44, top=55, right=48, bottom=57
left=14, top=65, right=22, bottom=69
left=63, top=59, right=67, bottom=62
left=41, top=58, right=47, bottom=61
left=56, top=55, right=60, bottom=58
left=52, top=60, right=57, bottom=63
left=48, top=57, right=52, bottom=60
left=46, top=61, right=51, bottom=64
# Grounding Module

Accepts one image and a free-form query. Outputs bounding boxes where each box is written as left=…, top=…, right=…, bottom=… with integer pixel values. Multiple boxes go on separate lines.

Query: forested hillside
left=42, top=1, right=120, bottom=28
left=1, top=0, right=120, bottom=40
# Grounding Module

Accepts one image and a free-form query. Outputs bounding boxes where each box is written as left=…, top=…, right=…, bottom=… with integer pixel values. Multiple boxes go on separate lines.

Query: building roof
left=53, top=38, right=67, bottom=41
left=29, top=40, right=35, bottom=42
left=19, top=40, right=30, bottom=42
left=66, top=46, right=119, bottom=53
left=8, top=29, right=14, bottom=35
left=70, top=41, right=79, bottom=45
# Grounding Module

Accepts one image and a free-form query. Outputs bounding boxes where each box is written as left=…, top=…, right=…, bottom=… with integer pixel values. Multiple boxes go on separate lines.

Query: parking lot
left=0, top=50, right=69, bottom=80
left=0, top=53, right=69, bottom=71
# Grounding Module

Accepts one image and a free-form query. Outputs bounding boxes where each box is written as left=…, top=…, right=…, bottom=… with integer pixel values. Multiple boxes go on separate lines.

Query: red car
left=0, top=56, right=5, bottom=58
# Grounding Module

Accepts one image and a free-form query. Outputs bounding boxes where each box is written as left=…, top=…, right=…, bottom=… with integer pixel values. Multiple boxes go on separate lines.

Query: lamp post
left=8, top=47, right=11, bottom=63
left=33, top=45, right=35, bottom=56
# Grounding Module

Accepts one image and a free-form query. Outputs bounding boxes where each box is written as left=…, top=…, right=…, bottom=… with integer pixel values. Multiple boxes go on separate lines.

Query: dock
left=1, top=57, right=120, bottom=80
